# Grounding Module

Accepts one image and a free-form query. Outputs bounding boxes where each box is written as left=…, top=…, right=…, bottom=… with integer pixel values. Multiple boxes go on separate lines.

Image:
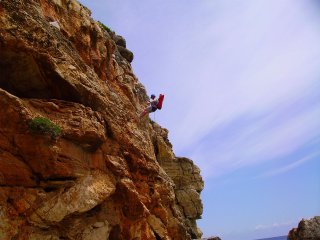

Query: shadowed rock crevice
left=108, top=224, right=121, bottom=240
left=0, top=50, right=82, bottom=103
left=153, top=230, right=162, bottom=240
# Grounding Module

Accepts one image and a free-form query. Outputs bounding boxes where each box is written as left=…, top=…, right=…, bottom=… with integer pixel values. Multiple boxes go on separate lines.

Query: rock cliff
left=0, top=0, right=204, bottom=239
left=288, top=216, right=320, bottom=240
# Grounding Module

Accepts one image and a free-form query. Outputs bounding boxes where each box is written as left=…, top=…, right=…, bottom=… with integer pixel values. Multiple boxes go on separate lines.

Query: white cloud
left=190, top=102, right=320, bottom=179
left=254, top=216, right=315, bottom=232
left=255, top=221, right=294, bottom=230
left=260, top=151, right=320, bottom=178
left=154, top=0, right=320, bottom=180
left=170, top=6, right=320, bottom=153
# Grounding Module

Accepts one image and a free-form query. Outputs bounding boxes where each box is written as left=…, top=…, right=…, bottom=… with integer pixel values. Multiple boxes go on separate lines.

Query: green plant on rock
left=97, top=21, right=111, bottom=32
left=28, top=117, right=62, bottom=139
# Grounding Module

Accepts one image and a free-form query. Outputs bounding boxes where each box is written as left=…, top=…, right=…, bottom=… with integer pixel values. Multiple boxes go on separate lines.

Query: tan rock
left=176, top=189, right=203, bottom=219
left=0, top=206, right=20, bottom=240
left=29, top=170, right=115, bottom=225
left=83, top=222, right=110, bottom=240
left=153, top=122, right=204, bottom=239
left=25, top=232, right=60, bottom=240
left=0, top=0, right=204, bottom=239
left=147, top=214, right=168, bottom=239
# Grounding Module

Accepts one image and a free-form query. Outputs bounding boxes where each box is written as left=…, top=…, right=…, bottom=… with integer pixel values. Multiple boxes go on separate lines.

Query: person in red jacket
left=140, top=94, right=158, bottom=118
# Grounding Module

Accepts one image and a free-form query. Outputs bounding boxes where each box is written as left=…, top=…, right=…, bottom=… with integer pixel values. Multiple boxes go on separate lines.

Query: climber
left=140, top=94, right=158, bottom=118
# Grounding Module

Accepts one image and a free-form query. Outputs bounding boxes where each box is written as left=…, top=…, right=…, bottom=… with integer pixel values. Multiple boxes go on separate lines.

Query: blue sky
left=79, top=0, right=320, bottom=239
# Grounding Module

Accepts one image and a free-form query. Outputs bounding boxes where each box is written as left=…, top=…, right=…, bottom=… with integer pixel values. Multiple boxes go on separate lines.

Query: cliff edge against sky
left=0, top=0, right=203, bottom=239
left=288, top=216, right=320, bottom=240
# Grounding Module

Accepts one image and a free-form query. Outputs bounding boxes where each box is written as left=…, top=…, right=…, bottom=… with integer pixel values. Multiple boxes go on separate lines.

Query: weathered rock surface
left=153, top=124, right=204, bottom=238
left=0, top=0, right=203, bottom=239
left=288, top=216, right=320, bottom=240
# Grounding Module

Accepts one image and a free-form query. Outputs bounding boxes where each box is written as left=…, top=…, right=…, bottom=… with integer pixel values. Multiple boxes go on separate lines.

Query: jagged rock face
left=152, top=124, right=204, bottom=238
left=0, top=0, right=203, bottom=240
left=288, top=216, right=320, bottom=240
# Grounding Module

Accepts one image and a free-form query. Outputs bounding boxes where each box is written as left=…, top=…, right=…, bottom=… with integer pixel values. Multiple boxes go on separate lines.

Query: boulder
left=288, top=216, right=320, bottom=240
left=114, top=34, right=126, bottom=47
left=118, top=45, right=134, bottom=62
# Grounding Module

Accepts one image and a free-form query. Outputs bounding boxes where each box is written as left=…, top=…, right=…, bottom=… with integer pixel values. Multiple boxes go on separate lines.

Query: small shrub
left=97, top=21, right=111, bottom=32
left=28, top=117, right=61, bottom=139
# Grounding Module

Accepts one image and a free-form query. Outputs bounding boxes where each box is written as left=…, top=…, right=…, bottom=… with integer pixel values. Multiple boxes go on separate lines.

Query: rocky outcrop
left=152, top=124, right=204, bottom=238
left=288, top=216, right=320, bottom=240
left=0, top=0, right=203, bottom=240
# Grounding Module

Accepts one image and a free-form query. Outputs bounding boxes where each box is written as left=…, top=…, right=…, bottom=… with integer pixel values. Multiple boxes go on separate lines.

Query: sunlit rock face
left=288, top=216, right=320, bottom=240
left=0, top=0, right=204, bottom=239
